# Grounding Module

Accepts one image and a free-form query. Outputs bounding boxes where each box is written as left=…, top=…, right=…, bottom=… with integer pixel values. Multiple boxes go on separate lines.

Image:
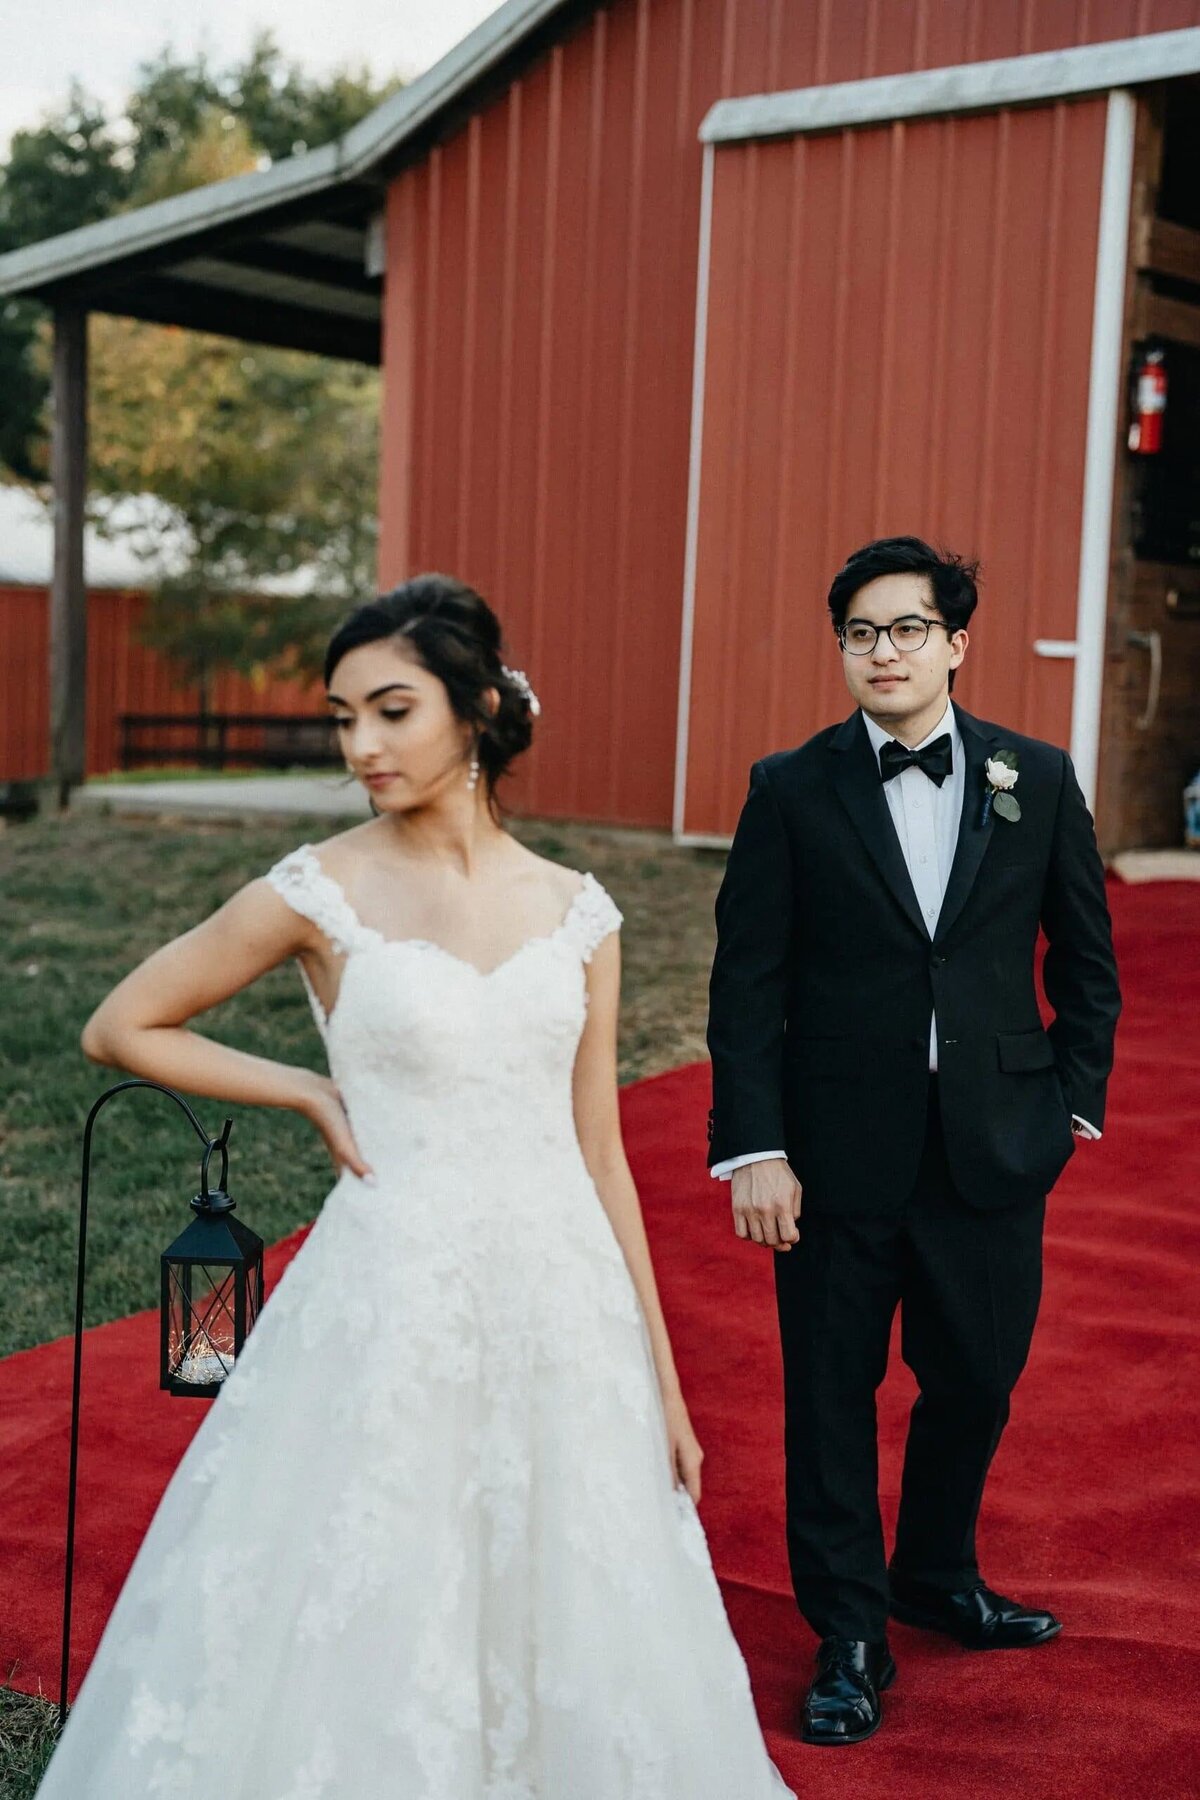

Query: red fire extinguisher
left=1129, top=345, right=1167, bottom=454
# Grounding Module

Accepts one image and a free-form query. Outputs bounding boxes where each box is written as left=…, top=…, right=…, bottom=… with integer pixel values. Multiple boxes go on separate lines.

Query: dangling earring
left=466, top=748, right=480, bottom=792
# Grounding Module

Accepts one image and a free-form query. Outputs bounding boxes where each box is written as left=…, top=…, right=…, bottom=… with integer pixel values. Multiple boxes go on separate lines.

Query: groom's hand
left=730, top=1158, right=802, bottom=1251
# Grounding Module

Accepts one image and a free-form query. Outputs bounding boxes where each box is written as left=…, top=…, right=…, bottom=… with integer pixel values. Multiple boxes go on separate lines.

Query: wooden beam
left=1133, top=216, right=1200, bottom=285
left=1133, top=287, right=1200, bottom=350
left=91, top=273, right=381, bottom=364
left=49, top=306, right=88, bottom=808
left=214, top=235, right=379, bottom=298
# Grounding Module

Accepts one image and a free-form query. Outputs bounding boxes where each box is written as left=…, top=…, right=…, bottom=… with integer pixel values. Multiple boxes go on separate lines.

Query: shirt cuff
left=710, top=1150, right=788, bottom=1181
left=1071, top=1115, right=1102, bottom=1140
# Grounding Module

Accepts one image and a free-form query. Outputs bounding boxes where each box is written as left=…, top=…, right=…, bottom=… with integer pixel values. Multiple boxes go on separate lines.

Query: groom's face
left=839, top=572, right=967, bottom=725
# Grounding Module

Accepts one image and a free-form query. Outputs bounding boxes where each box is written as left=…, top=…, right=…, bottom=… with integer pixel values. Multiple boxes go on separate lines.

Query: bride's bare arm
left=572, top=929, right=703, bottom=1500
left=79, top=877, right=373, bottom=1178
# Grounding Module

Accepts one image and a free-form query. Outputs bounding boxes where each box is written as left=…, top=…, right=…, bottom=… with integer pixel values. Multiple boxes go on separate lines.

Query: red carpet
left=2, top=876, right=1197, bottom=1796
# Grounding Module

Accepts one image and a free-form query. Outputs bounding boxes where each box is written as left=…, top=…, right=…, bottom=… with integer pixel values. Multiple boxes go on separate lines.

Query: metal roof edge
left=337, top=0, right=572, bottom=179
left=0, top=0, right=573, bottom=300
left=699, top=26, right=1200, bottom=143
left=0, top=144, right=344, bottom=298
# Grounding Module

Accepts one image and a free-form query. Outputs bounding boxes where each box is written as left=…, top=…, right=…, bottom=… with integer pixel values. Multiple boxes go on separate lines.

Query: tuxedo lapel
left=931, top=703, right=1001, bottom=947
left=827, top=702, right=1002, bottom=945
left=828, top=709, right=929, bottom=939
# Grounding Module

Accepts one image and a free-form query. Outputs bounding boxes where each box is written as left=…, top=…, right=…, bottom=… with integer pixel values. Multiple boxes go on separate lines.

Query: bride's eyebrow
left=326, top=682, right=419, bottom=706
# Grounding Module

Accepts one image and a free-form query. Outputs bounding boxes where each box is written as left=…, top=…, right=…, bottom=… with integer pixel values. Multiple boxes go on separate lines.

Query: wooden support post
left=49, top=305, right=88, bottom=809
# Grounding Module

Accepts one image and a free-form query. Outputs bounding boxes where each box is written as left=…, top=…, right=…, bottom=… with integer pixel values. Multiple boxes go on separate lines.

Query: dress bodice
left=264, top=843, right=623, bottom=1176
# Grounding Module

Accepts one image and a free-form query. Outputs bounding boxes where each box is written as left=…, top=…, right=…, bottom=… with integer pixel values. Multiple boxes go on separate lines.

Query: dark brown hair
left=324, top=574, right=535, bottom=819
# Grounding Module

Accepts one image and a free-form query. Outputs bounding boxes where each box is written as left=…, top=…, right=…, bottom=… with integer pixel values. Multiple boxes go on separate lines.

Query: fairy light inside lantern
left=160, top=1119, right=264, bottom=1398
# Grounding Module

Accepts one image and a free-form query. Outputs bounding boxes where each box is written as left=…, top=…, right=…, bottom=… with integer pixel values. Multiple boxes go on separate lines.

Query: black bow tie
left=878, top=732, right=953, bottom=786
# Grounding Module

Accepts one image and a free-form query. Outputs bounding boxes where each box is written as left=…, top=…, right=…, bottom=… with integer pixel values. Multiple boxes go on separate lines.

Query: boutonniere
left=981, top=750, right=1020, bottom=825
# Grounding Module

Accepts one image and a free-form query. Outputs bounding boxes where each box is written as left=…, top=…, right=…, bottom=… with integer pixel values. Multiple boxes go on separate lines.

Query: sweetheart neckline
left=286, top=845, right=598, bottom=1032
left=305, top=921, right=588, bottom=1035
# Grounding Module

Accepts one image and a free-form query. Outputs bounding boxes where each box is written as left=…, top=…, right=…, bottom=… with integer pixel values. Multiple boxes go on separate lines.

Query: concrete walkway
left=72, top=774, right=681, bottom=851
left=77, top=773, right=371, bottom=821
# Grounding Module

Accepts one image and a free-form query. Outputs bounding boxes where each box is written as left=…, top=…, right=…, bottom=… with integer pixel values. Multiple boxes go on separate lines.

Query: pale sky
left=0, top=0, right=506, bottom=154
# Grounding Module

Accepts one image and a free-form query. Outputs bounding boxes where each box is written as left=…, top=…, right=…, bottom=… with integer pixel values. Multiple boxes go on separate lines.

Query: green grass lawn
left=0, top=804, right=727, bottom=1361
left=0, top=802, right=727, bottom=1784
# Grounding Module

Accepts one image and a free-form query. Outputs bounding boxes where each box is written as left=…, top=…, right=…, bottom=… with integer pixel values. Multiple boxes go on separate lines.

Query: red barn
left=2, top=4, right=1198, bottom=850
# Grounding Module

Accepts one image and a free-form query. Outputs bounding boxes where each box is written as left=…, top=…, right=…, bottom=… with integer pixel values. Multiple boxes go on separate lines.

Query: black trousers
left=772, top=1072, right=1046, bottom=1642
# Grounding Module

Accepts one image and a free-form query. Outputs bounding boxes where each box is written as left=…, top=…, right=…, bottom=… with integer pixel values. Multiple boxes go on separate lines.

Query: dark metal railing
left=118, top=712, right=341, bottom=772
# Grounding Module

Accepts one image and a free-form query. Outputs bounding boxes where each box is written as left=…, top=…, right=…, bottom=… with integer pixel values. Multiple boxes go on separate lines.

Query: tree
left=0, top=88, right=131, bottom=478
left=5, top=36, right=398, bottom=691
left=0, top=35, right=398, bottom=479
left=85, top=308, right=380, bottom=701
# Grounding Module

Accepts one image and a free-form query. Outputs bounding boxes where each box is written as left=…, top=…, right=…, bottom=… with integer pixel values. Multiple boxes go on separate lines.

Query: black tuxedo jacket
left=706, top=702, right=1121, bottom=1212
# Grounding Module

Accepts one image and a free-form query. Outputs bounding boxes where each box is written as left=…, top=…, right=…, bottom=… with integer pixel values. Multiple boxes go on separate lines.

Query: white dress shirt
left=711, top=698, right=1100, bottom=1181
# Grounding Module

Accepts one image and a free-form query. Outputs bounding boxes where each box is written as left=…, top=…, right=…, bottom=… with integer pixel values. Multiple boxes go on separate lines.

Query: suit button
left=932, top=954, right=947, bottom=965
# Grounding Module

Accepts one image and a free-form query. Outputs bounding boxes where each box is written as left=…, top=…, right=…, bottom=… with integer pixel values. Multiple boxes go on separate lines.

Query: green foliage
left=2, top=33, right=401, bottom=690
left=0, top=85, right=132, bottom=249
left=78, top=307, right=381, bottom=691
left=0, top=86, right=134, bottom=478
left=0, top=33, right=399, bottom=480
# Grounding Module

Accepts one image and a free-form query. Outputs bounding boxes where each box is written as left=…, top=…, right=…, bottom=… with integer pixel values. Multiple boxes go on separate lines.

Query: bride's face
left=326, top=639, right=496, bottom=812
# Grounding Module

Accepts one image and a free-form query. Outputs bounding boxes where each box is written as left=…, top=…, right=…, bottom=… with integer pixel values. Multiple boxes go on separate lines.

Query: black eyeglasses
left=837, top=616, right=955, bottom=655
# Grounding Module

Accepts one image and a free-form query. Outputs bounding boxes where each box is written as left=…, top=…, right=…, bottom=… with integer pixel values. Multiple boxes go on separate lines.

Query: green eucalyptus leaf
left=991, top=749, right=1019, bottom=770
left=993, top=792, right=1021, bottom=822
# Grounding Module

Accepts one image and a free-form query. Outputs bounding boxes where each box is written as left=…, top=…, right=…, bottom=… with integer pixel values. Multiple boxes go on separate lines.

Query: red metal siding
left=0, top=587, right=49, bottom=780
left=378, top=0, right=1200, bottom=829
left=682, top=96, right=1110, bottom=835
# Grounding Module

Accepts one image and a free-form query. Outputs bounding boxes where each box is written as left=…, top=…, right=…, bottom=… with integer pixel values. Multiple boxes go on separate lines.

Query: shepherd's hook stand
left=57, top=1079, right=232, bottom=1734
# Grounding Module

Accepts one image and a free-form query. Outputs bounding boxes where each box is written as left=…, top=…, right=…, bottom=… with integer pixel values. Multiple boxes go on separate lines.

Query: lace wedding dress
left=36, top=843, right=795, bottom=1800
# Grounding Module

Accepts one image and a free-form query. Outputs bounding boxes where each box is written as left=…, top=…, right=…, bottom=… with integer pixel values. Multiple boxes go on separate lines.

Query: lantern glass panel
left=164, top=1259, right=259, bottom=1387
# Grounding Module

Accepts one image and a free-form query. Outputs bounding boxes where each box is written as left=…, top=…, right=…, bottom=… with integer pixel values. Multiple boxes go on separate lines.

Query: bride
left=35, top=574, right=794, bottom=1798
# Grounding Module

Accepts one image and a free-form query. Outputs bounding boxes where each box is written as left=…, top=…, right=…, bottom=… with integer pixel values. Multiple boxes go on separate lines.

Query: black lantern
left=59, top=1080, right=265, bottom=1731
left=160, top=1121, right=264, bottom=1397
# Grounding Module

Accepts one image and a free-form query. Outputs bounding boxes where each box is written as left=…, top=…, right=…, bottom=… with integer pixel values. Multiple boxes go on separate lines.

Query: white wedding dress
left=36, top=843, right=794, bottom=1800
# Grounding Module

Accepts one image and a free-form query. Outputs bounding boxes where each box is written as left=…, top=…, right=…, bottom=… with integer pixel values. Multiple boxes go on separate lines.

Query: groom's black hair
left=827, top=536, right=980, bottom=693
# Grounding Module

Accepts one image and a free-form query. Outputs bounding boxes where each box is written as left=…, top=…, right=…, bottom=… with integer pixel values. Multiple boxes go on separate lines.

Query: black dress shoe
left=888, top=1571, right=1062, bottom=1648
left=801, top=1636, right=897, bottom=1745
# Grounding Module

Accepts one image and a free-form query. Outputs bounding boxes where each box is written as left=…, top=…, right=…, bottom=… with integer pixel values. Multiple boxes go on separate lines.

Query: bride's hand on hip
left=297, top=1072, right=376, bottom=1183
left=730, top=1158, right=802, bottom=1251
left=663, top=1390, right=704, bottom=1504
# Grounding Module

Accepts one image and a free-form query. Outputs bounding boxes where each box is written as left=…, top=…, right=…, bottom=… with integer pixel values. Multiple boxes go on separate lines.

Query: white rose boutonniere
left=982, top=750, right=1020, bottom=824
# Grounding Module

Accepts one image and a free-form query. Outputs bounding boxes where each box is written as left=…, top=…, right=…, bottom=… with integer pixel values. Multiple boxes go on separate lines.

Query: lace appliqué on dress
left=34, top=844, right=794, bottom=1800
left=263, top=844, right=372, bottom=958
left=563, top=871, right=623, bottom=964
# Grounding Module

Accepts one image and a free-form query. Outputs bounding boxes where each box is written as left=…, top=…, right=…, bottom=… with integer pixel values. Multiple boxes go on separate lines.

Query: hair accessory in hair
left=501, top=664, right=541, bottom=715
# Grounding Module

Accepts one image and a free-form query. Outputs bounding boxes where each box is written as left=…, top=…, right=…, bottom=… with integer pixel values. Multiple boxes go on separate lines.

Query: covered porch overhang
left=0, top=0, right=582, bottom=802
left=18, top=171, right=387, bottom=808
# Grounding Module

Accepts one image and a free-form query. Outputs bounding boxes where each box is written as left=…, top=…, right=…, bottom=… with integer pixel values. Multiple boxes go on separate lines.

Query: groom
left=706, top=536, right=1121, bottom=1745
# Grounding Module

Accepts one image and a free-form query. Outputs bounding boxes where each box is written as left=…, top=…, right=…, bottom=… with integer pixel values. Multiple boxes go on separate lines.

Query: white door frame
left=672, top=29, right=1200, bottom=844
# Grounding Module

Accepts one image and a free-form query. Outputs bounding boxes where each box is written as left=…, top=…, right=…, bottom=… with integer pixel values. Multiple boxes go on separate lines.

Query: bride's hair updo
left=323, top=574, right=536, bottom=807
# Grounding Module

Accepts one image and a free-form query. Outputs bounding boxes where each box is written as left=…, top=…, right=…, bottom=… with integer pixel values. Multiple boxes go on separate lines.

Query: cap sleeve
left=566, top=871, right=623, bottom=964
left=262, top=844, right=365, bottom=958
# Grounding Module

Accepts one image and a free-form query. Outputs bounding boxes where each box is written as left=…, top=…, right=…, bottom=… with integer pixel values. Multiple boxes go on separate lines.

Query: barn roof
left=3, top=10, right=1199, bottom=366
left=0, top=0, right=578, bottom=364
